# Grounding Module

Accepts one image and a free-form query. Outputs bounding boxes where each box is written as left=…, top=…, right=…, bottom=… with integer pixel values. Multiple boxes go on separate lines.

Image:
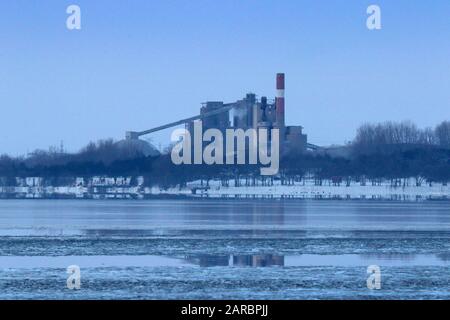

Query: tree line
left=353, top=120, right=450, bottom=154
left=0, top=121, right=449, bottom=187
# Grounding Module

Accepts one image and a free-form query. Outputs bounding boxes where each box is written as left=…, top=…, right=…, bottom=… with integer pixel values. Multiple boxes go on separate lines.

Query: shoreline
left=1, top=176, right=449, bottom=201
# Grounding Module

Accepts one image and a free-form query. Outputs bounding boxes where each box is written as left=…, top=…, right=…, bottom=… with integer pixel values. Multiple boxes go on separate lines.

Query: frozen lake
left=0, top=199, right=450, bottom=299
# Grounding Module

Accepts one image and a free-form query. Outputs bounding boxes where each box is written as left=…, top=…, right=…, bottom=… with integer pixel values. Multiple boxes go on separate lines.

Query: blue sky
left=1, top=0, right=449, bottom=155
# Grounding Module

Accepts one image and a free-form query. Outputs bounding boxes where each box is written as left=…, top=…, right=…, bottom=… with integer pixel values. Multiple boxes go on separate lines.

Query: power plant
left=125, top=73, right=316, bottom=155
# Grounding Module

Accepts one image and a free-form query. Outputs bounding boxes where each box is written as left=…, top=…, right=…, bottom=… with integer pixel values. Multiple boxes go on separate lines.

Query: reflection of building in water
left=185, top=255, right=230, bottom=267
left=181, top=201, right=286, bottom=234
left=437, top=253, right=450, bottom=262
left=186, top=254, right=284, bottom=267
left=248, top=201, right=285, bottom=234
left=233, top=254, right=284, bottom=267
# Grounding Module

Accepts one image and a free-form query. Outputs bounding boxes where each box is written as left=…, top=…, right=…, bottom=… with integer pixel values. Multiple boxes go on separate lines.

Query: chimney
left=275, top=73, right=285, bottom=127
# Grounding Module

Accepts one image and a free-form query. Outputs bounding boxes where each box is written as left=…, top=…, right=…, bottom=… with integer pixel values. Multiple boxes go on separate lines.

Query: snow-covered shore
left=0, top=176, right=449, bottom=200
left=192, top=181, right=450, bottom=201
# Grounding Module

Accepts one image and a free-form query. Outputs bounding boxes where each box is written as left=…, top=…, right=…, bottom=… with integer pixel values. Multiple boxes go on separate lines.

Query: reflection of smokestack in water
left=276, top=73, right=285, bottom=127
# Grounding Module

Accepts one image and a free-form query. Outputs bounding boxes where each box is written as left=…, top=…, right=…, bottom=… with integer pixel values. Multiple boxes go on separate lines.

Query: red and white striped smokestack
left=276, top=73, right=285, bottom=127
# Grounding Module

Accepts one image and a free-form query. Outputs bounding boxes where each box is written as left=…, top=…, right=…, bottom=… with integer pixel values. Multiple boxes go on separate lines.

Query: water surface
left=0, top=199, right=449, bottom=299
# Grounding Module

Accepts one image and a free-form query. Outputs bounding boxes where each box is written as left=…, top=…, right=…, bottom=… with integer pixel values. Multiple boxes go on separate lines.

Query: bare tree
left=353, top=121, right=436, bottom=154
left=435, top=121, right=450, bottom=148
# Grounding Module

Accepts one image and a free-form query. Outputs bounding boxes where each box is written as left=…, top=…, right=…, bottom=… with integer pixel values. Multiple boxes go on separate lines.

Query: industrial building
left=187, top=73, right=307, bottom=155
left=125, top=73, right=309, bottom=156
